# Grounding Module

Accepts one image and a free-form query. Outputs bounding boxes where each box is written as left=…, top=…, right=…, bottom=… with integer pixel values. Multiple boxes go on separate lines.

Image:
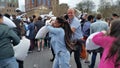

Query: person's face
left=112, top=16, right=115, bottom=20
left=84, top=15, right=88, bottom=20
left=0, top=18, right=3, bottom=23
left=67, top=10, right=75, bottom=19
left=91, top=19, right=94, bottom=23
left=53, top=20, right=62, bottom=28
left=112, top=16, right=118, bottom=20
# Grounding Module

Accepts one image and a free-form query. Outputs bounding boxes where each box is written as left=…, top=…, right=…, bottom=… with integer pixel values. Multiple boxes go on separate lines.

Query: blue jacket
left=47, top=26, right=68, bottom=54
left=28, top=23, right=35, bottom=39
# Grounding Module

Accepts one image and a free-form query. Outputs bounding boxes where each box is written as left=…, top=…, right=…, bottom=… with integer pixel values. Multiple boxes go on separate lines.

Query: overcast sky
left=59, top=0, right=82, bottom=7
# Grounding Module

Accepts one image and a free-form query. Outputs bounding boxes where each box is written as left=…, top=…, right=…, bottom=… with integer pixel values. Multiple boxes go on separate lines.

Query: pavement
left=24, top=48, right=100, bottom=68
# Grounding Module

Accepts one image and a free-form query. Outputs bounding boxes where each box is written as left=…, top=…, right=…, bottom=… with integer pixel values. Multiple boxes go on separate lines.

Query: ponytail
left=56, top=17, right=73, bottom=50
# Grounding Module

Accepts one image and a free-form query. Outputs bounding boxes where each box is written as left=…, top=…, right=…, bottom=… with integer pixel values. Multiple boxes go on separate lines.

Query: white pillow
left=86, top=32, right=101, bottom=50
left=3, top=16, right=16, bottom=28
left=14, top=36, right=30, bottom=61
left=35, top=26, right=49, bottom=39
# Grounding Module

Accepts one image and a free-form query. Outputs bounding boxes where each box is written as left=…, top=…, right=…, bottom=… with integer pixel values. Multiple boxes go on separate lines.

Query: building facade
left=25, top=0, right=52, bottom=17
left=25, top=0, right=69, bottom=17
left=25, top=0, right=52, bottom=12
left=0, top=0, right=18, bottom=15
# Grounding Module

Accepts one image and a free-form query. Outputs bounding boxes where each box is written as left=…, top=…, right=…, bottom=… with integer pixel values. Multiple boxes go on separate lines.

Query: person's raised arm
left=92, top=31, right=115, bottom=48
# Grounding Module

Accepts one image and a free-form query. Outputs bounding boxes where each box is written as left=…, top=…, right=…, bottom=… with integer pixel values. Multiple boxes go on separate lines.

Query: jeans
left=89, top=52, right=102, bottom=68
left=74, top=45, right=82, bottom=68
left=17, top=60, right=24, bottom=68
left=51, top=45, right=55, bottom=60
left=52, top=51, right=70, bottom=68
left=89, top=52, right=97, bottom=68
left=0, top=57, right=18, bottom=68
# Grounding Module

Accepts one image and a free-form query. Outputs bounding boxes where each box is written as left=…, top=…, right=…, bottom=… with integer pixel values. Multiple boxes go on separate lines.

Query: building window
left=38, top=0, right=41, bottom=5
left=43, top=0, right=46, bottom=6
left=7, top=9, right=9, bottom=12
left=10, top=3, right=12, bottom=7
left=32, top=0, right=34, bottom=4
left=13, top=4, right=15, bottom=7
left=32, top=0, right=35, bottom=7
left=48, top=0, right=51, bottom=7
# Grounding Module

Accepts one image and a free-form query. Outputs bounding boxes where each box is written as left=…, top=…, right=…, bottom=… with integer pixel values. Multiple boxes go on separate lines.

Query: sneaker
left=50, top=58, right=54, bottom=62
left=37, top=48, right=40, bottom=52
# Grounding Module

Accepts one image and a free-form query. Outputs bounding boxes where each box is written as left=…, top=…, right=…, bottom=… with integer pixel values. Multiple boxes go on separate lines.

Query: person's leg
left=32, top=39, right=36, bottom=50
left=50, top=46, right=55, bottom=62
left=17, top=60, right=24, bottom=68
left=89, top=52, right=97, bottom=68
left=52, top=55, right=59, bottom=68
left=29, top=40, right=32, bottom=51
left=74, top=46, right=82, bottom=68
left=85, top=52, right=90, bottom=63
left=47, top=38, right=51, bottom=48
left=41, top=39, right=44, bottom=51
left=29, top=39, right=35, bottom=51
left=35, top=39, right=38, bottom=47
left=85, top=51, right=91, bottom=63
left=59, top=51, right=70, bottom=68
left=37, top=40, right=40, bottom=51
left=44, top=38, right=47, bottom=48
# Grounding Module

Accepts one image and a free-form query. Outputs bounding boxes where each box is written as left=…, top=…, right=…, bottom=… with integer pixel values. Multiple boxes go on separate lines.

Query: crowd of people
left=0, top=8, right=120, bottom=68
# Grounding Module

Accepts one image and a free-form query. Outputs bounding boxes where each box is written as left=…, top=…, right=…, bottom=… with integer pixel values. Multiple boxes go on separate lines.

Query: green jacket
left=0, top=24, right=20, bottom=60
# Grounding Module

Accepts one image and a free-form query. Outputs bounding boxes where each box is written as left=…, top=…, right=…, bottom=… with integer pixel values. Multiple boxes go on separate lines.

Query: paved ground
left=24, top=48, right=100, bottom=68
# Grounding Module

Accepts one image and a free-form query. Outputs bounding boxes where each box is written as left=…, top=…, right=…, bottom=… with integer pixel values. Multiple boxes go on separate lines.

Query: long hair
left=0, top=13, right=3, bottom=18
left=56, top=17, right=73, bottom=50
left=106, top=19, right=120, bottom=68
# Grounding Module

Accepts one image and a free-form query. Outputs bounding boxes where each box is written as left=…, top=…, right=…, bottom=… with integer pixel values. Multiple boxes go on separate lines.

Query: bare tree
left=98, top=1, right=112, bottom=18
left=98, top=0, right=120, bottom=18
left=76, top=0, right=95, bottom=13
